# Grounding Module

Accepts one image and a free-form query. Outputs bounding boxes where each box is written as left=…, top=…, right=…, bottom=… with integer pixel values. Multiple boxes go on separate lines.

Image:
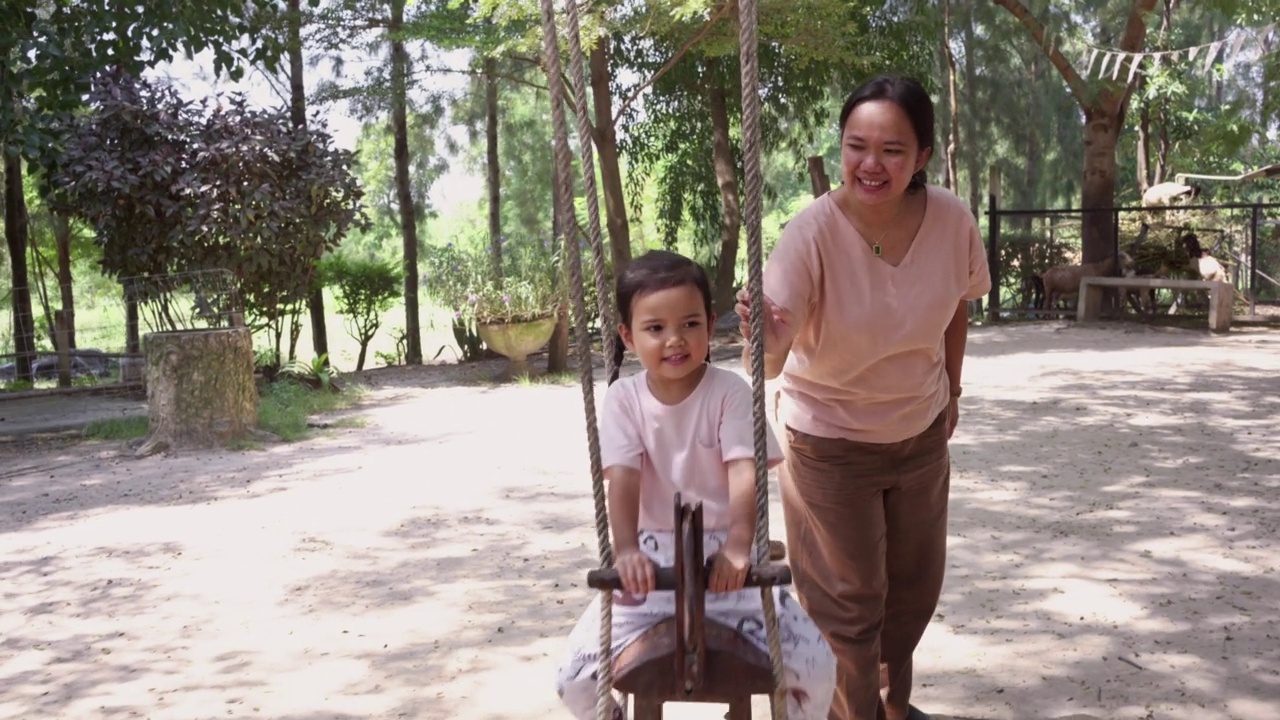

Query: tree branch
left=611, top=0, right=734, bottom=126
left=990, top=0, right=1092, bottom=107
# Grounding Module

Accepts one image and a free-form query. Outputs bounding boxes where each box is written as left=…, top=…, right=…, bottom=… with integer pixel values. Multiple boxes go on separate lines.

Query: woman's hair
left=838, top=74, right=935, bottom=192
left=609, top=250, right=713, bottom=382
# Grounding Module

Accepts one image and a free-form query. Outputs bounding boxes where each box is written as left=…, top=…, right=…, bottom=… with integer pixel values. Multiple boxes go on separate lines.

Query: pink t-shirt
left=600, top=366, right=783, bottom=532
left=763, top=185, right=992, bottom=444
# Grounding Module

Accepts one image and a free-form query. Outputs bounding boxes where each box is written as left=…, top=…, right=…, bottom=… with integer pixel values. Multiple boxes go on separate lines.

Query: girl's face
left=839, top=99, right=931, bottom=208
left=619, top=284, right=713, bottom=390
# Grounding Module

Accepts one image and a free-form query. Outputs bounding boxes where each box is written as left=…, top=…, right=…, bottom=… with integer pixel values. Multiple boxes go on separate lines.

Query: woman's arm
left=741, top=342, right=791, bottom=381
left=943, top=299, right=969, bottom=393
left=943, top=299, right=969, bottom=437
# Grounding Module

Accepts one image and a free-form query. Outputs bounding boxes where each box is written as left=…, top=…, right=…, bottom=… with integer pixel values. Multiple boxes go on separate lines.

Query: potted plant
left=421, top=234, right=562, bottom=377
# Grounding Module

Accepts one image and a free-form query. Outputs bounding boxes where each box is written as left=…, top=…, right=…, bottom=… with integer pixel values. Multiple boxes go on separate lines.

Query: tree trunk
left=1137, top=81, right=1152, bottom=192
left=707, top=70, right=740, bottom=316
left=590, top=36, right=632, bottom=272
left=961, top=6, right=981, bottom=217
left=390, top=0, right=423, bottom=364
left=288, top=0, right=331, bottom=367
left=546, top=150, right=569, bottom=374
left=4, top=154, right=37, bottom=383
left=53, top=213, right=76, bottom=349
left=486, top=56, right=503, bottom=281
left=942, top=0, right=960, bottom=192
left=1016, top=56, right=1042, bottom=231
left=807, top=156, right=830, bottom=197
left=136, top=327, right=257, bottom=457
left=1081, top=105, right=1123, bottom=262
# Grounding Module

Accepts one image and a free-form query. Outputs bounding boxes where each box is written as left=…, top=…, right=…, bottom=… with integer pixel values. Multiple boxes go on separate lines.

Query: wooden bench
left=1077, top=276, right=1234, bottom=332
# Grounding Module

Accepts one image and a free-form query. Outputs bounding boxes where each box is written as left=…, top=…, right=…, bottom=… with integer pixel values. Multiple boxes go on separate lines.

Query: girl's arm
left=708, top=457, right=758, bottom=593
left=606, top=464, right=655, bottom=594
left=723, top=458, right=758, bottom=554
left=605, top=465, right=643, bottom=554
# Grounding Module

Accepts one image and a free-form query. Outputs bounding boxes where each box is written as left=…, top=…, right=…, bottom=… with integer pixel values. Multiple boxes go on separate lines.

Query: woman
left=735, top=75, right=991, bottom=720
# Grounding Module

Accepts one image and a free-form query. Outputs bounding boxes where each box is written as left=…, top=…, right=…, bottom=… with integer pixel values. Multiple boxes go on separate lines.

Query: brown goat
left=1033, top=252, right=1135, bottom=311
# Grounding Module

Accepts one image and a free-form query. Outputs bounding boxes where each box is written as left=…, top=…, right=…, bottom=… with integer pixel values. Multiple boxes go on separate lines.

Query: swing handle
left=585, top=562, right=791, bottom=591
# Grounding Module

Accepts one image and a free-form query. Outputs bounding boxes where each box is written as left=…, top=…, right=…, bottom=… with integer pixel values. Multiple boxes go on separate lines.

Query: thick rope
left=562, top=0, right=621, bottom=384
left=737, top=0, right=787, bottom=717
left=536, top=3, right=614, bottom=720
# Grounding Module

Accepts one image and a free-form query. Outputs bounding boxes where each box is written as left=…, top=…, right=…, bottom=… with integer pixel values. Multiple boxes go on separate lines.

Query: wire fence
left=1, top=269, right=241, bottom=397
left=983, top=197, right=1280, bottom=321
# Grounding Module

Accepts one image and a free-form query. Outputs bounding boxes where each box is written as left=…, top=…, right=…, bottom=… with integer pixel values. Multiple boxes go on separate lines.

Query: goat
left=1142, top=182, right=1201, bottom=207
left=1180, top=232, right=1228, bottom=282
left=1032, top=252, right=1135, bottom=312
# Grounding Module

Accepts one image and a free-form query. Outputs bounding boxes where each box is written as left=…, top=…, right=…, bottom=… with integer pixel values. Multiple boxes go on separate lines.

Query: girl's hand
left=615, top=548, right=656, bottom=596
left=734, top=289, right=796, bottom=353
left=708, top=540, right=751, bottom=593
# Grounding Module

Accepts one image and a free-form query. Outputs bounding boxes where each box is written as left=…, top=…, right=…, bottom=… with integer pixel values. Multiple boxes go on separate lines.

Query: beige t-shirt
left=763, top=185, right=991, bottom=444
left=600, top=366, right=782, bottom=532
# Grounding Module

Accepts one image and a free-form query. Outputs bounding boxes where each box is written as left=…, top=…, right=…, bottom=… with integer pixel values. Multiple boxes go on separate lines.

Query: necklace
left=863, top=198, right=908, bottom=257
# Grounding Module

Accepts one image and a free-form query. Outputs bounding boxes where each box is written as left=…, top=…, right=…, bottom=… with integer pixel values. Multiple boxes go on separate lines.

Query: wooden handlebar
left=586, top=562, right=791, bottom=591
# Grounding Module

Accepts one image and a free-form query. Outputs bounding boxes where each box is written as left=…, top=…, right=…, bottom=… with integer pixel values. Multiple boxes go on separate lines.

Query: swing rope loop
left=535, top=3, right=615, bottom=719
left=542, top=0, right=784, bottom=716
left=736, top=0, right=788, bottom=716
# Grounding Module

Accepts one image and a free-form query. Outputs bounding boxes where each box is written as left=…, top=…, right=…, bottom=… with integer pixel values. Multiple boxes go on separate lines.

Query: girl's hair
left=609, top=250, right=713, bottom=383
left=838, top=74, right=935, bottom=192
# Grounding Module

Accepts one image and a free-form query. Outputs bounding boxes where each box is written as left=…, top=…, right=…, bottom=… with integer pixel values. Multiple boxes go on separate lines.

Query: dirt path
left=1, top=322, right=1277, bottom=720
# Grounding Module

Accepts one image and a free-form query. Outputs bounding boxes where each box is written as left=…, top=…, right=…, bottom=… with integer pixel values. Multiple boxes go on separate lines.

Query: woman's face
left=839, top=99, right=931, bottom=208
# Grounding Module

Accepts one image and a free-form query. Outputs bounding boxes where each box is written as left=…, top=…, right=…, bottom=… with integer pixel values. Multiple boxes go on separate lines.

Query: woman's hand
left=614, top=548, right=656, bottom=596
left=734, top=289, right=796, bottom=354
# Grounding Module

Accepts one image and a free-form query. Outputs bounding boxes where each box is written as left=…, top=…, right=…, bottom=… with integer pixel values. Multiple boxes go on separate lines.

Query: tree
left=310, top=0, right=474, bottom=366
left=615, top=0, right=933, bottom=312
left=1, top=0, right=286, bottom=382
left=286, top=0, right=334, bottom=366
left=991, top=0, right=1161, bottom=261
left=49, top=71, right=366, bottom=366
left=320, top=254, right=401, bottom=371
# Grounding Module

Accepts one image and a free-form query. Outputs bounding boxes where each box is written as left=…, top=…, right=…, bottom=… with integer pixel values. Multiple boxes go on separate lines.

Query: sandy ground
left=1, top=321, right=1278, bottom=720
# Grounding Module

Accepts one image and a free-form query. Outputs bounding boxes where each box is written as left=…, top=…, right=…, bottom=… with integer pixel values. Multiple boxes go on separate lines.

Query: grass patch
left=257, top=379, right=365, bottom=442
left=83, top=416, right=149, bottom=441
left=514, top=371, right=579, bottom=387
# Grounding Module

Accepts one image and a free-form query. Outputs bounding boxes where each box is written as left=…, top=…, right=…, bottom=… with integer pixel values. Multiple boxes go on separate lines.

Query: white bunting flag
left=1203, top=40, right=1224, bottom=73
left=1227, top=31, right=1247, bottom=62
left=1127, top=53, right=1144, bottom=83
left=1085, top=48, right=1101, bottom=77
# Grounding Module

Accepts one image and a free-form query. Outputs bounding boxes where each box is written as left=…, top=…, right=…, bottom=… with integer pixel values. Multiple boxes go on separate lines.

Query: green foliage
left=616, top=0, right=933, bottom=259
left=48, top=70, right=367, bottom=349
left=82, top=416, right=149, bottom=441
left=351, top=115, right=451, bottom=237
left=320, top=254, right=402, bottom=371
left=421, top=233, right=561, bottom=326
left=281, top=352, right=338, bottom=391
left=1, top=0, right=286, bottom=170
left=257, top=378, right=363, bottom=442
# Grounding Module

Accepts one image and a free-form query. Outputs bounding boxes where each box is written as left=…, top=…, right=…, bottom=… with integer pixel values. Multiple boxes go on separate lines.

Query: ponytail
left=607, top=332, right=626, bottom=385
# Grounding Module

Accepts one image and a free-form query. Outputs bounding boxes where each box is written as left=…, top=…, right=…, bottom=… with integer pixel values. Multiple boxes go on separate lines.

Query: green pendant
left=873, top=243, right=882, bottom=256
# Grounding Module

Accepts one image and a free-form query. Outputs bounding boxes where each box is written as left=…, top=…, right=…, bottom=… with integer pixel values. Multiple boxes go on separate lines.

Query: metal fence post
left=987, top=166, right=1001, bottom=321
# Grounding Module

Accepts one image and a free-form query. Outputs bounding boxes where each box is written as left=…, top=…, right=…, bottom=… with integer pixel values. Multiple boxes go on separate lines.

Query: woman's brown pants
left=780, top=413, right=950, bottom=720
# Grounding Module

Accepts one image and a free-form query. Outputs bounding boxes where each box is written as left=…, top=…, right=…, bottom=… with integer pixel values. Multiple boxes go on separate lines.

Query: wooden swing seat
left=586, top=494, right=791, bottom=719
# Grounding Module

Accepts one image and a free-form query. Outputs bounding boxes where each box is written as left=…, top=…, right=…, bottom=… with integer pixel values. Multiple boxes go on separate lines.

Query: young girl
left=555, top=250, right=836, bottom=720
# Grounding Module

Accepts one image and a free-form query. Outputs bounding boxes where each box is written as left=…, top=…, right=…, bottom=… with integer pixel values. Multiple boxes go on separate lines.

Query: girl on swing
left=555, top=250, right=836, bottom=719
